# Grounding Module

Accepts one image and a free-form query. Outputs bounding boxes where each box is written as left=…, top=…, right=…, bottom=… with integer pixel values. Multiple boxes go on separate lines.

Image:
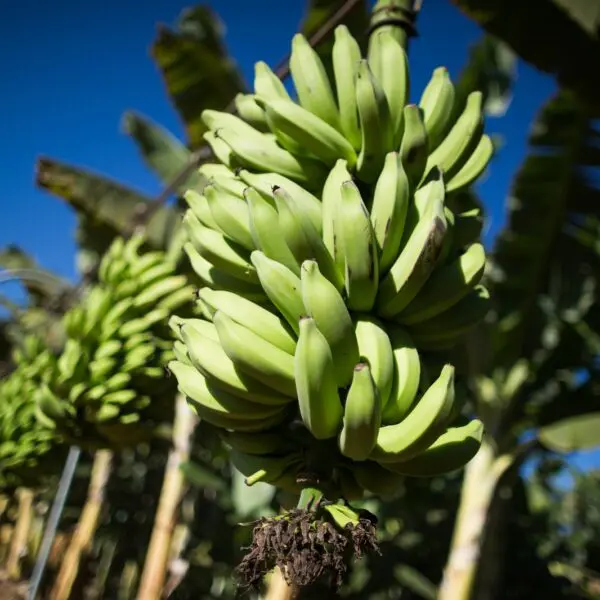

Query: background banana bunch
left=34, top=234, right=196, bottom=449
left=0, top=336, right=64, bottom=490
left=170, top=25, right=492, bottom=498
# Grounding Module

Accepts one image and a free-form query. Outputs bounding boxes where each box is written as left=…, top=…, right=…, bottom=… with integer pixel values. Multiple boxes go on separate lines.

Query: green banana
left=370, top=152, right=410, bottom=274
left=354, top=316, right=395, bottom=409
left=355, top=58, right=393, bottom=183
left=289, top=33, right=341, bottom=131
left=183, top=242, right=266, bottom=302
left=203, top=131, right=238, bottom=169
left=198, top=163, right=237, bottom=181
left=184, top=213, right=258, bottom=284
left=371, top=364, right=456, bottom=463
left=258, top=97, right=356, bottom=168
left=446, top=134, right=494, bottom=193
left=398, top=243, right=486, bottom=325
left=234, top=93, right=269, bottom=131
left=332, top=25, right=362, bottom=149
left=272, top=186, right=342, bottom=289
left=381, top=326, right=421, bottom=425
left=230, top=449, right=301, bottom=486
left=424, top=91, right=484, bottom=182
left=94, top=339, right=123, bottom=360
left=382, top=419, right=484, bottom=477
left=300, top=260, right=359, bottom=387
left=204, top=183, right=254, bottom=250
left=295, top=316, right=344, bottom=440
left=184, top=189, right=223, bottom=232
left=352, top=461, right=405, bottom=498
left=418, top=67, right=455, bottom=150
left=376, top=170, right=447, bottom=318
left=118, top=308, right=169, bottom=339
left=399, top=104, right=428, bottom=188
left=250, top=251, right=304, bottom=335
left=180, top=321, right=290, bottom=406
left=254, top=61, right=291, bottom=101
left=133, top=275, right=189, bottom=309
left=197, top=288, right=296, bottom=355
left=244, top=186, right=300, bottom=274
left=368, top=29, right=409, bottom=146
left=213, top=311, right=297, bottom=397
left=336, top=180, right=379, bottom=310
left=321, top=159, right=352, bottom=266
left=220, top=430, right=291, bottom=455
left=339, top=363, right=381, bottom=461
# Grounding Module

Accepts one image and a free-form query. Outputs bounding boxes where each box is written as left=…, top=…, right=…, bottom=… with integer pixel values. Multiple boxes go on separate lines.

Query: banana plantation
left=2, top=0, right=600, bottom=598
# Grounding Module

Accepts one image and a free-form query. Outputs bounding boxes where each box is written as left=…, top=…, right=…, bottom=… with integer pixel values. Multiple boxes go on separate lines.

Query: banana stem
left=6, top=488, right=34, bottom=579
left=135, top=394, right=197, bottom=600
left=50, top=449, right=113, bottom=600
left=369, top=0, right=419, bottom=50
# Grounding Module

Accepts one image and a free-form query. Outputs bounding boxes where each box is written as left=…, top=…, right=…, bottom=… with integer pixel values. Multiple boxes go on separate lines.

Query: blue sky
left=0, top=2, right=596, bottom=475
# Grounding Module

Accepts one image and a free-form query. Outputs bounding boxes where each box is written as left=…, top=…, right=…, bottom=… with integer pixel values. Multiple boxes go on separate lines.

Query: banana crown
left=171, top=26, right=492, bottom=498
left=0, top=335, right=61, bottom=488
left=32, top=234, right=196, bottom=450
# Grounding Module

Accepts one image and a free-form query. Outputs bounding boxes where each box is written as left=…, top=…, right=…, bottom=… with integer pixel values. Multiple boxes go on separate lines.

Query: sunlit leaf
left=539, top=412, right=600, bottom=452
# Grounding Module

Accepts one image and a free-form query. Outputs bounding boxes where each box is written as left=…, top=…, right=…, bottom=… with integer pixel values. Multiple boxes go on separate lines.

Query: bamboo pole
left=6, top=488, right=34, bottom=579
left=136, top=395, right=197, bottom=600
left=49, top=449, right=113, bottom=600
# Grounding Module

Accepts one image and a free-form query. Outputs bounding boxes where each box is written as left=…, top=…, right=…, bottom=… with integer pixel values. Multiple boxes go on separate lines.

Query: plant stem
left=6, top=488, right=34, bottom=579
left=50, top=449, right=113, bottom=600
left=369, top=0, right=419, bottom=50
left=135, top=395, right=197, bottom=600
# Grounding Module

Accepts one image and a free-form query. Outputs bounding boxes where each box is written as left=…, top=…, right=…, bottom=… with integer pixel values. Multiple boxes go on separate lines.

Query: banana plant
left=439, top=90, right=600, bottom=600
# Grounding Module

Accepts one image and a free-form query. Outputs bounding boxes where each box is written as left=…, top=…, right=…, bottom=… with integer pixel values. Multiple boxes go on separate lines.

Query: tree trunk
left=5, top=488, right=34, bottom=579
left=437, top=438, right=502, bottom=600
left=50, top=449, right=113, bottom=600
left=136, top=395, right=197, bottom=600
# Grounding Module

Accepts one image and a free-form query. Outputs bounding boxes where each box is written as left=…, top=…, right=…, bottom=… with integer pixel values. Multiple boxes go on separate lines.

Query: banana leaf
left=151, top=5, right=247, bottom=149
left=35, top=156, right=183, bottom=253
left=121, top=111, right=205, bottom=191
left=539, top=413, right=600, bottom=452
left=449, top=0, right=600, bottom=116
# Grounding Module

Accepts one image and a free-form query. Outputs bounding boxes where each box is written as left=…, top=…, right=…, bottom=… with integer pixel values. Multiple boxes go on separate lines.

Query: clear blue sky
left=0, top=2, right=596, bottom=475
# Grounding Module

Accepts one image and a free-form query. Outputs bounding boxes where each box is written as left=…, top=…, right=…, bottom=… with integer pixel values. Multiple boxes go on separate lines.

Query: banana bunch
left=35, top=234, right=196, bottom=449
left=171, top=25, right=493, bottom=496
left=0, top=336, right=64, bottom=489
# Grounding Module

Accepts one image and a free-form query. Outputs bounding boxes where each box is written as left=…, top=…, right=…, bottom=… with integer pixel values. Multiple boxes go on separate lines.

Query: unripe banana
left=203, top=131, right=238, bottom=169
left=81, top=287, right=113, bottom=337
left=214, top=127, right=326, bottom=186
left=180, top=322, right=290, bottom=406
left=175, top=317, right=219, bottom=342
left=220, top=430, right=291, bottom=456
left=321, top=160, right=353, bottom=280
left=254, top=61, right=291, bottom=101
left=207, top=174, right=247, bottom=199
left=168, top=361, right=285, bottom=425
left=250, top=251, right=304, bottom=335
left=273, top=186, right=342, bottom=289
left=446, top=134, right=494, bottom=193
left=371, top=364, right=455, bottom=463
left=339, top=363, right=382, bottom=460
left=234, top=93, right=269, bottom=131
left=133, top=275, right=189, bottom=310
left=230, top=449, right=302, bottom=486
left=370, top=152, right=410, bottom=275
left=332, top=25, right=362, bottom=149
left=419, top=67, right=455, bottom=150
left=185, top=187, right=224, bottom=234
left=381, top=419, right=484, bottom=477
left=399, top=104, right=428, bottom=188
left=183, top=242, right=266, bottom=303
left=94, top=339, right=123, bottom=361
left=156, top=285, right=195, bottom=312
left=355, top=59, right=394, bottom=183
left=244, top=187, right=300, bottom=274
left=424, top=91, right=484, bottom=182
left=128, top=251, right=164, bottom=279
left=118, top=308, right=169, bottom=339
left=197, top=288, right=296, bottom=355
left=204, top=183, right=254, bottom=250
left=300, top=260, right=359, bottom=387
left=289, top=33, right=341, bottom=131
left=335, top=180, right=379, bottom=311
left=213, top=311, right=297, bottom=397
left=295, top=316, right=344, bottom=440
left=408, top=285, right=490, bottom=350
left=368, top=29, right=409, bottom=147
left=352, top=461, right=404, bottom=498
left=381, top=326, right=421, bottom=425
left=198, top=163, right=237, bottom=181
left=136, top=262, right=177, bottom=290
left=451, top=208, right=484, bottom=253
left=237, top=169, right=322, bottom=232
left=398, top=243, right=486, bottom=325
left=258, top=97, right=356, bottom=168
left=376, top=172, right=448, bottom=318
left=354, top=316, right=395, bottom=409
left=202, top=110, right=269, bottom=145
left=184, top=213, right=258, bottom=284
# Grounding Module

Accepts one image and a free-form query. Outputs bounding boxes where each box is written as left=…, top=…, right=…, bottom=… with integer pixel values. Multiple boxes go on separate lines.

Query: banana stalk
left=6, top=488, right=34, bottom=579
left=136, top=394, right=198, bottom=600
left=50, top=449, right=113, bottom=600
left=264, top=567, right=299, bottom=600
left=369, top=0, right=419, bottom=50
